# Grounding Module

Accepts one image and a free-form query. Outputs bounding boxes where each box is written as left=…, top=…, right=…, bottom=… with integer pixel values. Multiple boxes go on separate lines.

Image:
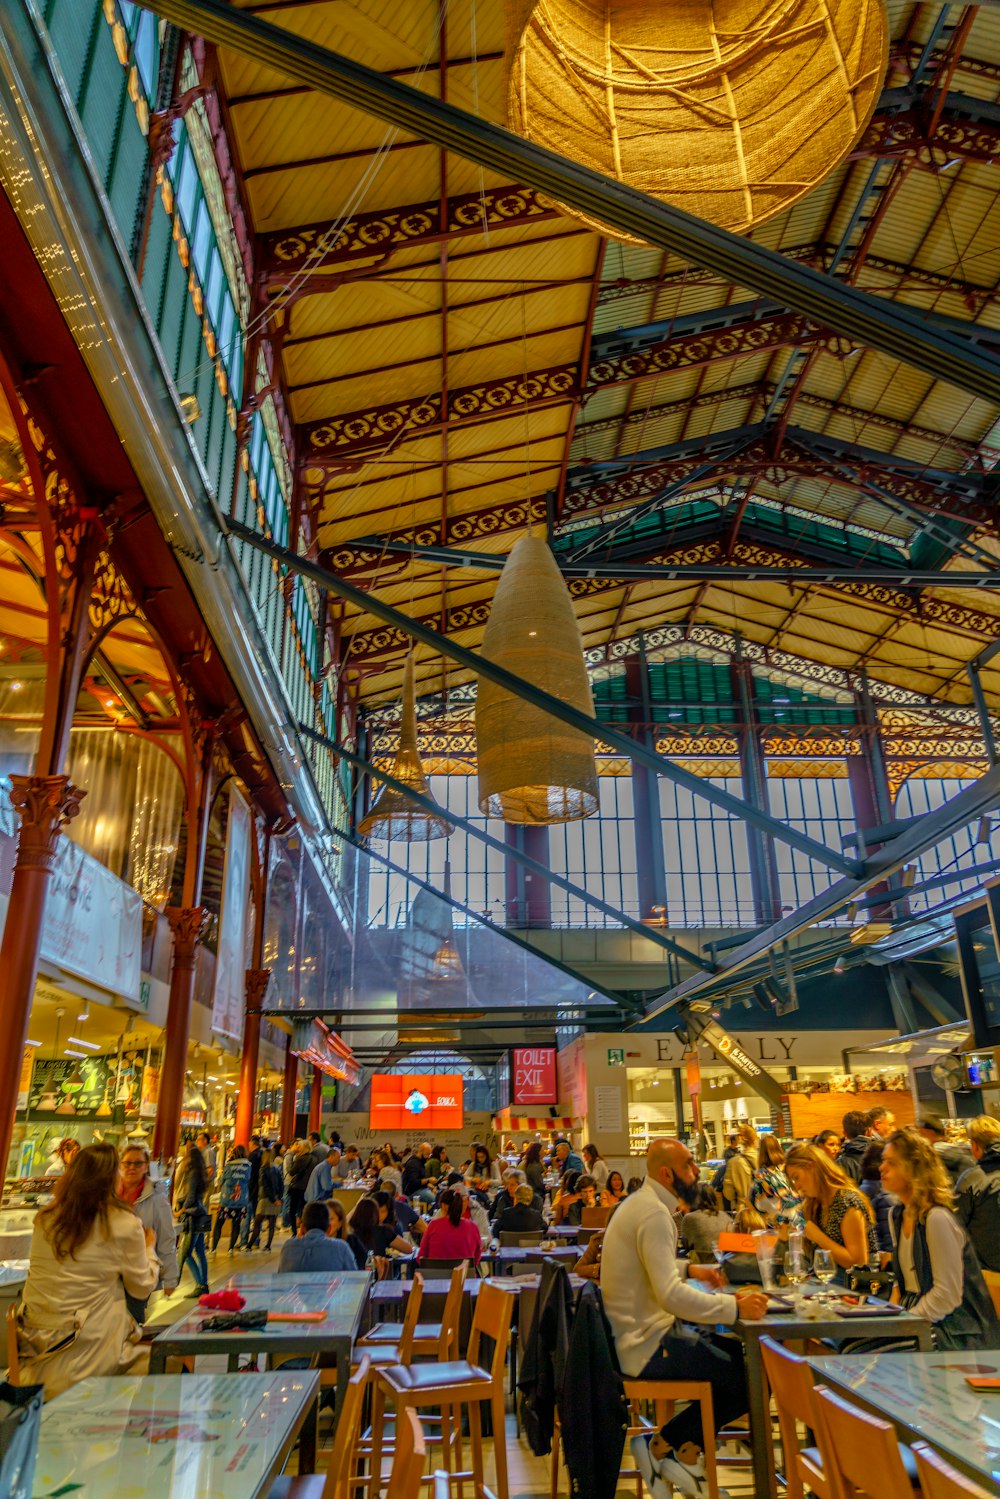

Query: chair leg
left=700, top=1388, right=719, bottom=1499
left=549, top=1418, right=561, bottom=1499
left=468, top=1400, right=485, bottom=1499
left=491, top=1391, right=509, bottom=1499
left=368, top=1380, right=387, bottom=1497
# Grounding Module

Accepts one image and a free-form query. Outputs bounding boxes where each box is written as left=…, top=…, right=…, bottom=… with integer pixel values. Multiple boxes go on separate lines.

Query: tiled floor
left=149, top=1232, right=758, bottom=1497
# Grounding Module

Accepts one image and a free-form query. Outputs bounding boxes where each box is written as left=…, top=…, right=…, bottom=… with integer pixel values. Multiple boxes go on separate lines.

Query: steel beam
left=139, top=0, right=1000, bottom=407
left=225, top=516, right=860, bottom=873
left=636, top=760, right=1000, bottom=1022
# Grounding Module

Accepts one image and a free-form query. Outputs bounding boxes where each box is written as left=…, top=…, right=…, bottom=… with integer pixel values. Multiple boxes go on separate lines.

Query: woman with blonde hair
left=18, top=1143, right=160, bottom=1398
left=881, top=1129, right=999, bottom=1348
left=784, top=1142, right=877, bottom=1278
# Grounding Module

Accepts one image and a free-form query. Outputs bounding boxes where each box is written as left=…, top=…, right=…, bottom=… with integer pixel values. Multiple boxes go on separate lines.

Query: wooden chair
left=386, top=1408, right=426, bottom=1499
left=981, top=1269, right=1000, bottom=1320
left=811, top=1384, right=916, bottom=1499
left=498, top=1231, right=543, bottom=1249
left=912, top=1442, right=995, bottom=1499
left=580, top=1206, right=609, bottom=1229
left=759, top=1336, right=831, bottom=1499
left=268, top=1354, right=370, bottom=1499
left=360, top=1262, right=467, bottom=1359
left=5, top=1305, right=19, bottom=1386
left=376, top=1279, right=515, bottom=1499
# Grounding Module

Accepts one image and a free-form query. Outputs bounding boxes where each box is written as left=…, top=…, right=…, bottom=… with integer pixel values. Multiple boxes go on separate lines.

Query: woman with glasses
left=118, top=1142, right=178, bottom=1322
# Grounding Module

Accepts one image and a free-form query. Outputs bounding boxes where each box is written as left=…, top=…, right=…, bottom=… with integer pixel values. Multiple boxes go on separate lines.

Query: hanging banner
left=511, top=1046, right=557, bottom=1105
left=212, top=787, right=251, bottom=1042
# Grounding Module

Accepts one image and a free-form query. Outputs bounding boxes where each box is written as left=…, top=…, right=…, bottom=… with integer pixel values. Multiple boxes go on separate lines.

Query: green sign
left=607, top=1048, right=625, bottom=1066
left=138, top=979, right=151, bottom=1013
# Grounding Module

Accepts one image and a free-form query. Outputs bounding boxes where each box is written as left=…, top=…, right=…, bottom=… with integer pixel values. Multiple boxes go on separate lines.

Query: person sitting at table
left=550, top=1169, right=580, bottom=1225
left=337, top=1144, right=361, bottom=1179
left=278, top=1200, right=357, bottom=1273
left=464, top=1143, right=501, bottom=1204
left=574, top=1227, right=606, bottom=1281
left=495, top=1183, right=546, bottom=1238
left=749, top=1136, right=804, bottom=1232
left=602, top=1139, right=769, bottom=1499
left=373, top=1184, right=421, bottom=1239
left=417, top=1187, right=483, bottom=1266
left=17, top=1143, right=160, bottom=1399
left=349, top=1196, right=412, bottom=1264
left=489, top=1169, right=530, bottom=1224
left=880, top=1129, right=1000, bottom=1349
left=562, top=1174, right=600, bottom=1227
left=372, top=1149, right=403, bottom=1194
left=602, top=1170, right=627, bottom=1208
left=784, top=1142, right=878, bottom=1280
left=680, top=1183, right=731, bottom=1258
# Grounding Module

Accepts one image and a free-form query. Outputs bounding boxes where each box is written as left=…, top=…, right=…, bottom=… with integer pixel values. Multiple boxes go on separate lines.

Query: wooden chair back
left=468, top=1281, right=514, bottom=1380
left=580, top=1206, right=609, bottom=1229
left=498, top=1231, right=543, bottom=1248
left=417, top=1258, right=466, bottom=1276
left=811, top=1384, right=914, bottom=1499
left=324, top=1354, right=370, bottom=1499
left=912, top=1442, right=994, bottom=1499
left=759, top=1336, right=828, bottom=1499
left=385, top=1407, right=427, bottom=1499
left=981, top=1269, right=1000, bottom=1319
left=395, top=1272, right=424, bottom=1363
left=436, top=1261, right=468, bottom=1359
left=5, top=1305, right=19, bottom=1385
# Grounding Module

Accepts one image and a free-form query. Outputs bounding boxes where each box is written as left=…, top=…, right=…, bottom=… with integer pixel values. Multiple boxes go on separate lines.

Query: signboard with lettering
left=511, top=1047, right=557, bottom=1105
left=369, top=1073, right=464, bottom=1132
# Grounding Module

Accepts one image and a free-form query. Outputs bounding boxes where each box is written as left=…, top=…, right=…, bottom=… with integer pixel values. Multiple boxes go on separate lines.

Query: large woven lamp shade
left=476, top=534, right=598, bottom=824
left=505, top=0, right=888, bottom=238
left=358, top=652, right=454, bottom=841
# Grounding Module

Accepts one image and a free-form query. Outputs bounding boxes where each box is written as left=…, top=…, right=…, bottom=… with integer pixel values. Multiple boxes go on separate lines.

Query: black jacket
left=956, top=1148, right=1000, bottom=1272
left=401, top=1155, right=426, bottom=1196
left=247, top=1146, right=262, bottom=1202
left=495, top=1204, right=546, bottom=1237
left=836, top=1137, right=868, bottom=1182
left=559, top=1281, right=628, bottom=1499
left=890, top=1202, right=1000, bottom=1349
left=518, top=1259, right=572, bottom=1456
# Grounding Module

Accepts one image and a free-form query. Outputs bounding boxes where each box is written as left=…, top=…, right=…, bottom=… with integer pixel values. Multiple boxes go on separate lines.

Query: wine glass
left=812, top=1248, right=836, bottom=1310
left=711, top=1242, right=728, bottom=1287
left=784, top=1249, right=809, bottom=1307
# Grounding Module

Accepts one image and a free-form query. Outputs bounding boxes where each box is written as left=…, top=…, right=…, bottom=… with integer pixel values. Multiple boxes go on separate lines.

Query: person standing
left=239, top=1134, right=263, bottom=1248
left=602, top=1139, right=768, bottom=1498
left=955, top=1114, right=1000, bottom=1272
left=582, top=1143, right=610, bottom=1192
left=210, top=1143, right=251, bottom=1255
left=174, top=1141, right=211, bottom=1294
left=881, top=1129, right=999, bottom=1348
left=835, top=1111, right=869, bottom=1183
left=118, top=1143, right=178, bottom=1321
left=17, top=1143, right=160, bottom=1399
left=287, top=1138, right=314, bottom=1235
left=866, top=1105, right=895, bottom=1141
left=721, top=1124, right=758, bottom=1212
left=248, top=1146, right=283, bottom=1252
left=195, top=1130, right=217, bottom=1184
left=858, top=1141, right=894, bottom=1254
left=915, top=1114, right=975, bottom=1184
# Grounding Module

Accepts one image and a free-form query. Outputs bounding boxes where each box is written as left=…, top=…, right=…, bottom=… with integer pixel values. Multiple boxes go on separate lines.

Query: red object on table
left=199, top=1289, right=246, bottom=1311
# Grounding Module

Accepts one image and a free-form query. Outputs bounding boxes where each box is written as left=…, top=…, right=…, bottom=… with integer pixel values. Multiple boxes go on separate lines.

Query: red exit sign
left=511, top=1047, right=557, bottom=1105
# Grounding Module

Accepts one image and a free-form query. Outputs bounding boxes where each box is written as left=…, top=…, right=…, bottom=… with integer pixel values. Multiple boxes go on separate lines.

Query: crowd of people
left=9, top=1107, right=1000, bottom=1499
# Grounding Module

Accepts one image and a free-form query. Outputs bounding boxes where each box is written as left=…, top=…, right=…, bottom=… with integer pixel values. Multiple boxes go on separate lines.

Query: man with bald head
left=602, top=1138, right=768, bottom=1498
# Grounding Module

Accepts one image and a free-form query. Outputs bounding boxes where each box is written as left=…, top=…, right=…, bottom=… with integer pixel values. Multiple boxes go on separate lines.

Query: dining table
left=735, top=1290, right=933, bottom=1499
left=808, top=1348, right=1000, bottom=1491
left=30, top=1370, right=319, bottom=1498
left=147, top=1269, right=370, bottom=1453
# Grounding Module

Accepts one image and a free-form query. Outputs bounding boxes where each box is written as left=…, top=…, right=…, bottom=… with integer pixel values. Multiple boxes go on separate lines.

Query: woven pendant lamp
left=358, top=652, right=454, bottom=841
left=505, top=0, right=888, bottom=239
left=476, top=534, right=598, bottom=824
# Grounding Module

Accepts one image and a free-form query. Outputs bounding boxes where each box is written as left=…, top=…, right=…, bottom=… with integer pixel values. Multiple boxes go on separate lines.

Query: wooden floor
left=150, top=1233, right=757, bottom=1498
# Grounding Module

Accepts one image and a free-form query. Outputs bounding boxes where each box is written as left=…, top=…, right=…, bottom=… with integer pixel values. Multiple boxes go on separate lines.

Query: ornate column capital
left=165, top=905, right=210, bottom=964
left=8, top=774, right=85, bottom=873
left=244, top=967, right=272, bottom=1012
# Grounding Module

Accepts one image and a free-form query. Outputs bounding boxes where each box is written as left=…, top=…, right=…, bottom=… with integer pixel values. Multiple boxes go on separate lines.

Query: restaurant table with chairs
left=807, top=1349, right=1000, bottom=1491
left=31, top=1371, right=320, bottom=1499
left=737, top=1290, right=934, bottom=1499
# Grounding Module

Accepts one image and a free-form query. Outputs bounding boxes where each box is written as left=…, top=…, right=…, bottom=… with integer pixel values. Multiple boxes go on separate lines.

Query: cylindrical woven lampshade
left=505, top=0, right=888, bottom=238
left=476, top=534, right=598, bottom=824
left=358, top=652, right=454, bottom=841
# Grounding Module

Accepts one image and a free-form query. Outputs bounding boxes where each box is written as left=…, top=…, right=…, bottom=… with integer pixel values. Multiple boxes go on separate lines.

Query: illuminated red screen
left=511, top=1047, right=557, bottom=1105
left=370, top=1074, right=464, bottom=1132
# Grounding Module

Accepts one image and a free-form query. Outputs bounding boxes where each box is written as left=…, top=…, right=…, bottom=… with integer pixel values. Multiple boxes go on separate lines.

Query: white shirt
left=601, top=1177, right=738, bottom=1376
left=891, top=1205, right=964, bottom=1325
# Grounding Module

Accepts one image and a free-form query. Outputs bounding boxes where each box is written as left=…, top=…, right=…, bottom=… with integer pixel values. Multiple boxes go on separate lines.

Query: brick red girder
left=853, top=103, right=1000, bottom=166
left=343, top=533, right=1000, bottom=666
left=301, top=310, right=817, bottom=467
left=323, top=431, right=994, bottom=575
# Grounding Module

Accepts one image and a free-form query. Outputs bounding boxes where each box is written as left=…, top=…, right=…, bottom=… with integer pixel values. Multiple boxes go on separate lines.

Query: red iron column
left=234, top=968, right=270, bottom=1146
left=0, top=776, right=84, bottom=1175
left=280, top=1037, right=299, bottom=1142
left=308, top=1064, right=322, bottom=1134
left=153, top=906, right=209, bottom=1161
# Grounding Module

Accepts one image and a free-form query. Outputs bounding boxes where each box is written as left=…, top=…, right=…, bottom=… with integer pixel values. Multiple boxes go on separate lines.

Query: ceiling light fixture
left=77, top=1002, right=90, bottom=1023
left=67, top=1036, right=100, bottom=1050
left=25, top=1037, right=41, bottom=1047
left=64, top=1048, right=88, bottom=1059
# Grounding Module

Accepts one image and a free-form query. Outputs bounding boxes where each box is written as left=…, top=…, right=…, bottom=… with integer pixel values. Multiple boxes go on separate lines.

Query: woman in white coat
left=17, top=1142, right=160, bottom=1399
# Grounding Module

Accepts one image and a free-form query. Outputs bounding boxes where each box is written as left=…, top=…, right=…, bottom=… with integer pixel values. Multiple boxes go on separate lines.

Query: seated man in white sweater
left=602, top=1138, right=768, bottom=1499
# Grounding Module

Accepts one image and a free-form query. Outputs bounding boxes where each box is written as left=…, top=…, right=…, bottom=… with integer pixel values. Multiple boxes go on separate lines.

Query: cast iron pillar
left=153, top=906, right=209, bottom=1160
left=731, top=658, right=782, bottom=923
left=234, top=968, right=271, bottom=1146
left=504, top=824, right=551, bottom=928
left=308, top=1064, right=323, bottom=1134
left=280, top=1037, right=299, bottom=1142
left=0, top=777, right=84, bottom=1176
left=847, top=673, right=896, bottom=919
left=625, top=650, right=668, bottom=920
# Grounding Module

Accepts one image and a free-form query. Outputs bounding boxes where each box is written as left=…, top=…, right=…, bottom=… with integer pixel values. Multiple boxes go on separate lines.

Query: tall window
left=548, top=775, right=639, bottom=925
left=659, top=777, right=755, bottom=925
left=894, top=774, right=998, bottom=913
left=765, top=767, right=856, bottom=911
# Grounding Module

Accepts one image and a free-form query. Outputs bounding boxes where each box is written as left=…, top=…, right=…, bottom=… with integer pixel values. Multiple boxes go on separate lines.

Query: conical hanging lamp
left=358, top=651, right=454, bottom=841
left=476, top=534, right=598, bottom=824
left=505, top=0, right=887, bottom=240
